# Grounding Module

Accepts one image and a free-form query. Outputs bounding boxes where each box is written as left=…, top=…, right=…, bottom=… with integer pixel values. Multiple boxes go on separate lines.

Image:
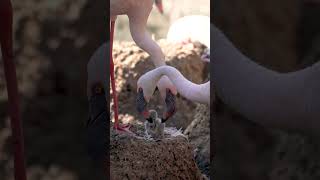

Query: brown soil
left=110, top=122, right=206, bottom=180
left=184, top=104, right=210, bottom=176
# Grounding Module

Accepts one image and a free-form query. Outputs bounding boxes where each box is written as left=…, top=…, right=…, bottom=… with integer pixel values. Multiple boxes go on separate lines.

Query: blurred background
left=213, top=0, right=320, bottom=179
left=114, top=0, right=210, bottom=41
left=0, top=0, right=106, bottom=179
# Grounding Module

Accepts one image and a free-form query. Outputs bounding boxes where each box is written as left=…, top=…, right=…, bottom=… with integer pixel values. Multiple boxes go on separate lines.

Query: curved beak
left=155, top=0, right=164, bottom=14
left=162, top=89, right=176, bottom=122
left=136, top=88, right=150, bottom=119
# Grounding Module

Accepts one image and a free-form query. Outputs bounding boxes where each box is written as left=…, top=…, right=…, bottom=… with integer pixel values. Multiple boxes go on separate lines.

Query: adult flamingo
left=137, top=66, right=210, bottom=112
left=110, top=0, right=177, bottom=132
left=0, top=0, right=27, bottom=179
left=137, top=15, right=211, bottom=119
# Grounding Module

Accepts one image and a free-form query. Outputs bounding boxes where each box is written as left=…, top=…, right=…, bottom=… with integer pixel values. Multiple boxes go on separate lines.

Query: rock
left=111, top=40, right=208, bottom=130
left=110, top=122, right=204, bottom=180
left=184, top=104, right=210, bottom=177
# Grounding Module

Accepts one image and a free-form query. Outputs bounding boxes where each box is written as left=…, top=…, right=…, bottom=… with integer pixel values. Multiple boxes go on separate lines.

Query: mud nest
left=185, top=104, right=210, bottom=177
left=110, top=122, right=207, bottom=180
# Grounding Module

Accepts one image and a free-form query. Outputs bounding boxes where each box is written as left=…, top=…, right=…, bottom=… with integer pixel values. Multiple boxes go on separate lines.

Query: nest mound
left=185, top=104, right=210, bottom=176
left=111, top=41, right=210, bottom=179
left=110, top=122, right=206, bottom=180
left=111, top=40, right=208, bottom=129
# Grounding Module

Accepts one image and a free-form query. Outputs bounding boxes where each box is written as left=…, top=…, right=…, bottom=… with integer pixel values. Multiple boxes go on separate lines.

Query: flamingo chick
left=137, top=65, right=210, bottom=116
left=144, top=109, right=165, bottom=139
left=110, top=0, right=177, bottom=132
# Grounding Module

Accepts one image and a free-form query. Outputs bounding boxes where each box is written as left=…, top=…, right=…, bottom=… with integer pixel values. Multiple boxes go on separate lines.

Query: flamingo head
left=154, top=0, right=164, bottom=14
left=156, top=76, right=177, bottom=121
left=136, top=69, right=177, bottom=121
left=137, top=73, right=158, bottom=102
left=136, top=74, right=158, bottom=118
left=156, top=76, right=177, bottom=101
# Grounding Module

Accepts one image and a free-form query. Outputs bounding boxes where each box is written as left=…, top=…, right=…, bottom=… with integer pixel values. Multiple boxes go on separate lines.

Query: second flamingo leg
left=110, top=20, right=131, bottom=132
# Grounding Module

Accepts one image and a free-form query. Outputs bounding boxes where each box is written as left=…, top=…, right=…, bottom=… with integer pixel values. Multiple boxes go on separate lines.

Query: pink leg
left=109, top=21, right=131, bottom=132
left=0, top=1, right=27, bottom=180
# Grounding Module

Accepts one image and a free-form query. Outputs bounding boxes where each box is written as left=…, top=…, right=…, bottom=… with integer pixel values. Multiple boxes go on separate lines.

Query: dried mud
left=110, top=122, right=206, bottom=180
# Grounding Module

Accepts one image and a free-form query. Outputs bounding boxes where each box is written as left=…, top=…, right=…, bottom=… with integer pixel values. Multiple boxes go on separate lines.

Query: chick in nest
left=144, top=110, right=165, bottom=139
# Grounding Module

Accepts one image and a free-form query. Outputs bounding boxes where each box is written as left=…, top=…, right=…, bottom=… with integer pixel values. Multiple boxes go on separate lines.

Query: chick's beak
left=155, top=0, right=164, bottom=14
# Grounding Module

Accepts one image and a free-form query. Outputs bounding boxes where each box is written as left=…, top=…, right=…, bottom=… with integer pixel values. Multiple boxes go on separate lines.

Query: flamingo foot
left=113, top=123, right=133, bottom=134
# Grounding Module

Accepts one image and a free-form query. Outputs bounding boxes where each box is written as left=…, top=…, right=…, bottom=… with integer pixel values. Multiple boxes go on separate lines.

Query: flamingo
left=137, top=66, right=210, bottom=116
left=0, top=0, right=27, bottom=179
left=212, top=24, right=320, bottom=137
left=110, top=0, right=177, bottom=132
left=136, top=15, right=211, bottom=115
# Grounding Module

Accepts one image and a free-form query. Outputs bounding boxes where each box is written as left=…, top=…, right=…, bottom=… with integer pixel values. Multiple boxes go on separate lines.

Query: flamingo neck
left=129, top=18, right=166, bottom=67
left=147, top=66, right=210, bottom=104
left=136, top=32, right=165, bottom=67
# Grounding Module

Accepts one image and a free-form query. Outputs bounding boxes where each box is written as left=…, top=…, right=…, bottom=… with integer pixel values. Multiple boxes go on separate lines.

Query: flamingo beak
left=155, top=0, right=164, bottom=14
left=136, top=88, right=150, bottom=119
left=142, top=110, right=150, bottom=119
left=162, top=89, right=176, bottom=122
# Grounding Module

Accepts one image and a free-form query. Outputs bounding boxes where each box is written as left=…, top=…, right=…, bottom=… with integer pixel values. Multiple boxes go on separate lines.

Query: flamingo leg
left=0, top=1, right=27, bottom=180
left=109, top=21, right=131, bottom=132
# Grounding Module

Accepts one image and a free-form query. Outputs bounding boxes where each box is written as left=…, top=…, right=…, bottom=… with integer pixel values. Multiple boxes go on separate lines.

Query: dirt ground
left=110, top=121, right=206, bottom=180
